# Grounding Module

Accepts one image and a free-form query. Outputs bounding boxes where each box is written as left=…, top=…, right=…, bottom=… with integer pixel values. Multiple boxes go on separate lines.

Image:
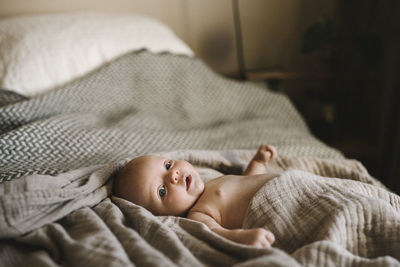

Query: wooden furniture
left=245, top=71, right=378, bottom=81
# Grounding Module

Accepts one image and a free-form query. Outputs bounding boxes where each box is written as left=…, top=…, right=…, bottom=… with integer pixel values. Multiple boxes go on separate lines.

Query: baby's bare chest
left=192, top=174, right=277, bottom=229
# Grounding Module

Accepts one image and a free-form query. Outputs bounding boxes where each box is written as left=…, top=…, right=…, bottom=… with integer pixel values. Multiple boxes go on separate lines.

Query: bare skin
left=188, top=145, right=278, bottom=247
left=113, top=145, right=278, bottom=248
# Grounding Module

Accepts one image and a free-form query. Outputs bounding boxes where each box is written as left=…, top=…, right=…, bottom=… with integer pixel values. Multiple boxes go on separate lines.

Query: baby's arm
left=243, top=145, right=277, bottom=176
left=188, top=211, right=275, bottom=248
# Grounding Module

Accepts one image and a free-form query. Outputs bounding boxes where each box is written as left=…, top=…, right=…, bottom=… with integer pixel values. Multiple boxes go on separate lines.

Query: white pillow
left=0, top=11, right=194, bottom=96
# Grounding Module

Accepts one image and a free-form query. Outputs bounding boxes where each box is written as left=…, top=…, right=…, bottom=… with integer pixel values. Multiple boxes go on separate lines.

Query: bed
left=1, top=12, right=399, bottom=266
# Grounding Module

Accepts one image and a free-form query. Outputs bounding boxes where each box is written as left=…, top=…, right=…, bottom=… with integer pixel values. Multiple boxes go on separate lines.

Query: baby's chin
left=193, top=174, right=205, bottom=193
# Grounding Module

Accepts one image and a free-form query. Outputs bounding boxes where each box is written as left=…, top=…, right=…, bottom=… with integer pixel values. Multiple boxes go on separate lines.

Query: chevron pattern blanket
left=0, top=51, right=341, bottom=183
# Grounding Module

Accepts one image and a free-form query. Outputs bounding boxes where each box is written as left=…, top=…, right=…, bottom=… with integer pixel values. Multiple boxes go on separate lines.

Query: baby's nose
left=170, top=170, right=180, bottom=184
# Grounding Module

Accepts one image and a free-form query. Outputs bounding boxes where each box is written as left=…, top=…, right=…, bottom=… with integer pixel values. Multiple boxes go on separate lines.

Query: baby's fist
left=253, top=144, right=277, bottom=164
left=232, top=228, right=275, bottom=248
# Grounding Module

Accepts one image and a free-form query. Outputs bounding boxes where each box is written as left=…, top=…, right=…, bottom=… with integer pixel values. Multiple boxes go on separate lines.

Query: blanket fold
left=0, top=164, right=112, bottom=238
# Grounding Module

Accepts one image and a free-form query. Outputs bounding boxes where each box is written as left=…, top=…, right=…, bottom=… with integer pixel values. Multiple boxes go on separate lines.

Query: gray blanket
left=0, top=51, right=341, bottom=182
left=2, top=51, right=396, bottom=266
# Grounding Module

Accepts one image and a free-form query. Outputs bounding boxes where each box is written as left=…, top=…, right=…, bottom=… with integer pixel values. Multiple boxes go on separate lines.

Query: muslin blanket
left=244, top=170, right=400, bottom=266
left=1, top=149, right=399, bottom=266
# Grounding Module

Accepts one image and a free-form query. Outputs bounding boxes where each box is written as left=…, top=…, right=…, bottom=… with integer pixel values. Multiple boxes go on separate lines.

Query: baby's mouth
left=185, top=174, right=192, bottom=191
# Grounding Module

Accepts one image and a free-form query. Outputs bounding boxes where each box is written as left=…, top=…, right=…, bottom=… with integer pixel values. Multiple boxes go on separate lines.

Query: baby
left=113, top=145, right=279, bottom=248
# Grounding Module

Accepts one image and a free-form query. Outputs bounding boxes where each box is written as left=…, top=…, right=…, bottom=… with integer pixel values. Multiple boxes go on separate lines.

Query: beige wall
left=0, top=0, right=335, bottom=77
left=239, top=0, right=336, bottom=73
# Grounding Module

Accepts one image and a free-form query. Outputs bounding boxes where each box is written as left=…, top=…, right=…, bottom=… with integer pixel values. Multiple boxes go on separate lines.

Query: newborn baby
left=113, top=145, right=279, bottom=248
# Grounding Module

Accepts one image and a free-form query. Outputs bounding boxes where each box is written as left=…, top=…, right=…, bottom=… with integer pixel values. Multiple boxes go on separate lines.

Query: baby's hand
left=253, top=144, right=277, bottom=165
left=228, top=228, right=275, bottom=248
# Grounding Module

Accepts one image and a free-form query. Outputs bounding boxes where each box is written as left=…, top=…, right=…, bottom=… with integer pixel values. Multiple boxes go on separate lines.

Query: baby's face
left=120, top=155, right=204, bottom=216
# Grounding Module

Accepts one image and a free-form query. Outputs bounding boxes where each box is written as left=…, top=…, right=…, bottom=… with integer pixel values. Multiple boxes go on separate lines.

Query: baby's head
left=113, top=155, right=204, bottom=216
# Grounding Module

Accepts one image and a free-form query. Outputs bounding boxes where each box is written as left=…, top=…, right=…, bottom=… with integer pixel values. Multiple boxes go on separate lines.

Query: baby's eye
left=158, top=185, right=166, bottom=198
left=165, top=161, right=172, bottom=170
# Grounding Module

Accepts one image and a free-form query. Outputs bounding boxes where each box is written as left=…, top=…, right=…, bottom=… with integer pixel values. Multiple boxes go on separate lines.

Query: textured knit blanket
left=0, top=51, right=341, bottom=183
left=1, top=51, right=397, bottom=266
